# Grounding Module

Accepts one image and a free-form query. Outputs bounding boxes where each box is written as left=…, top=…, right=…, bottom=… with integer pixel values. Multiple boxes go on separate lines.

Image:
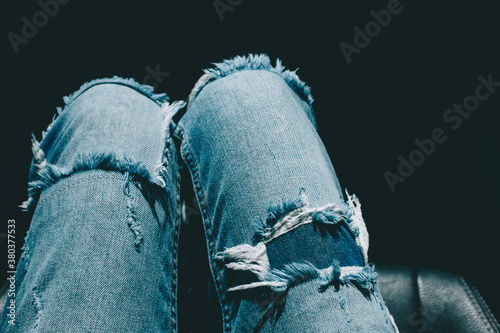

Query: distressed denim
left=1, top=55, right=398, bottom=332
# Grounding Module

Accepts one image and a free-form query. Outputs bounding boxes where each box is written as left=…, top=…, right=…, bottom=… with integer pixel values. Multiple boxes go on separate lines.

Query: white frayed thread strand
left=226, top=281, right=287, bottom=292
left=216, top=241, right=285, bottom=291
left=215, top=243, right=270, bottom=281
left=154, top=100, right=186, bottom=187
left=259, top=201, right=345, bottom=245
left=225, top=266, right=368, bottom=292
left=345, top=190, right=369, bottom=263
left=19, top=197, right=34, bottom=211
left=41, top=120, right=54, bottom=140
left=339, top=266, right=364, bottom=279
left=31, top=133, right=47, bottom=170
left=161, top=101, right=186, bottom=131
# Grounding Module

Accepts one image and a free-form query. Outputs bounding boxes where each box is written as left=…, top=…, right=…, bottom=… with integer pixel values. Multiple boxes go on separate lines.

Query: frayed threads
left=20, top=151, right=165, bottom=212
left=187, top=54, right=314, bottom=109
left=252, top=189, right=369, bottom=263
left=253, top=191, right=356, bottom=244
left=339, top=265, right=378, bottom=291
left=32, top=289, right=44, bottom=332
left=46, top=77, right=169, bottom=144
left=216, top=243, right=270, bottom=281
left=123, top=172, right=143, bottom=252
left=269, top=261, right=342, bottom=293
left=154, top=100, right=187, bottom=186
left=216, top=242, right=377, bottom=293
left=28, top=76, right=172, bottom=182
left=63, top=76, right=170, bottom=108
left=20, top=233, right=31, bottom=271
left=345, top=190, right=369, bottom=263
left=31, top=133, right=46, bottom=170
left=217, top=190, right=374, bottom=293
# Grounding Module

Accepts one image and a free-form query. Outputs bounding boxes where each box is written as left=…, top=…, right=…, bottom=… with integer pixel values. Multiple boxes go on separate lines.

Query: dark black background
left=2, top=0, right=500, bottom=329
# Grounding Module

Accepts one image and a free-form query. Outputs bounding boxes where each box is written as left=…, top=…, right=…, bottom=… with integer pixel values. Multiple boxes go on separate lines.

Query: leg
left=1, top=78, right=184, bottom=332
left=176, top=55, right=398, bottom=332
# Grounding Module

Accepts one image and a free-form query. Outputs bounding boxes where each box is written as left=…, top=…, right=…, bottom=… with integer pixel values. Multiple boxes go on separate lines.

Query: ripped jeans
left=1, top=54, right=399, bottom=332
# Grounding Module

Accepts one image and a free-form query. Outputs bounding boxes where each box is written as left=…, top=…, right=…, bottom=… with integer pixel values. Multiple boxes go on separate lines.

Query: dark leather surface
left=0, top=264, right=498, bottom=332
left=377, top=264, right=500, bottom=333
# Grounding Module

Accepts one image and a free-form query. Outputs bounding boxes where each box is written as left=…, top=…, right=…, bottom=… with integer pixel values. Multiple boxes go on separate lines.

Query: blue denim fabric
left=1, top=55, right=398, bottom=332
left=176, top=56, right=398, bottom=332
left=1, top=80, right=183, bottom=332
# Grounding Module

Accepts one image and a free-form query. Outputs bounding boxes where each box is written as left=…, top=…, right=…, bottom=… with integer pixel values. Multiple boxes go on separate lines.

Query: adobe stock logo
left=339, top=0, right=409, bottom=64
left=7, top=0, right=71, bottom=54
left=142, top=64, right=170, bottom=89
left=212, top=0, right=243, bottom=22
left=384, top=73, right=499, bottom=193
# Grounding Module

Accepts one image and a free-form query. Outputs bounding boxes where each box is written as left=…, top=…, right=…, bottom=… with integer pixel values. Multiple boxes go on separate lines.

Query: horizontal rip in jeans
left=216, top=189, right=373, bottom=293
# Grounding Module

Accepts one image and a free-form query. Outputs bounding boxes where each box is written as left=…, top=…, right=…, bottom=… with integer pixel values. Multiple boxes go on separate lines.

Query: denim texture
left=176, top=58, right=397, bottom=332
left=1, top=54, right=398, bottom=332
left=1, top=81, right=183, bottom=332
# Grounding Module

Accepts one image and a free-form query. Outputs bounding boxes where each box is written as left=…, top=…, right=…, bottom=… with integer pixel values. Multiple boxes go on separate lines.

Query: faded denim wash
left=1, top=54, right=398, bottom=332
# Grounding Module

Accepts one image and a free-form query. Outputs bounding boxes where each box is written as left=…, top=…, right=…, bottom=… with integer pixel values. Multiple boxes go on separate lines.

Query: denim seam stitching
left=374, top=284, right=395, bottom=330
left=37, top=174, right=123, bottom=206
left=179, top=138, right=232, bottom=332
left=170, top=162, right=182, bottom=333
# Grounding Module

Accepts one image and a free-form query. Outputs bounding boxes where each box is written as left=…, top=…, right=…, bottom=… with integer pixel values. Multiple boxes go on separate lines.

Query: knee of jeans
left=40, top=83, right=166, bottom=168
left=65, top=83, right=163, bottom=124
left=186, top=54, right=317, bottom=128
left=215, top=189, right=372, bottom=295
left=21, top=77, right=185, bottom=212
